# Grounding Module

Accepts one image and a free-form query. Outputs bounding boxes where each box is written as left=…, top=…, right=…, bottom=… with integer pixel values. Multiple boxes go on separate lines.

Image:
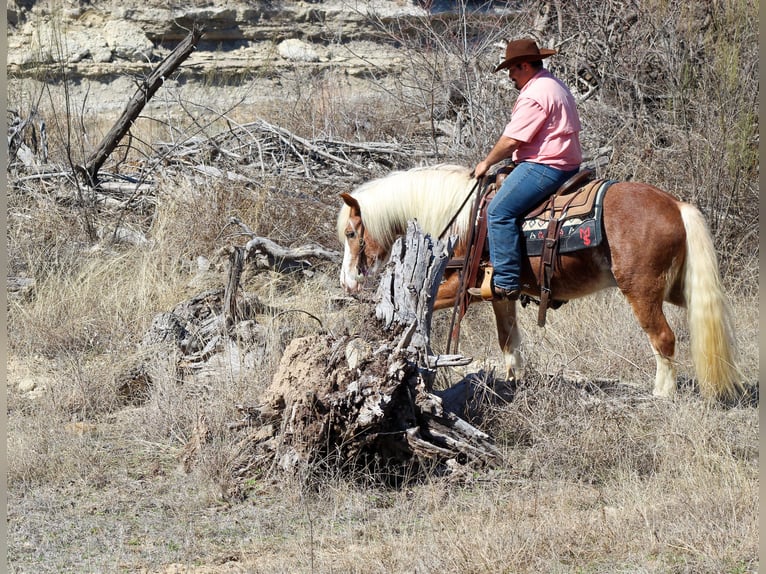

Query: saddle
left=457, top=166, right=612, bottom=327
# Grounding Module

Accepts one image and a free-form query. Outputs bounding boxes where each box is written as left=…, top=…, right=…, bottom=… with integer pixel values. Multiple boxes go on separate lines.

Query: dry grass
left=7, top=2, right=758, bottom=573
left=7, top=198, right=759, bottom=572
left=8, top=358, right=758, bottom=573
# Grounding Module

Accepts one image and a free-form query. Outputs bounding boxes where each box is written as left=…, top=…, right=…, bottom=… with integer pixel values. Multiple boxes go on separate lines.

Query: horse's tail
left=680, top=203, right=743, bottom=401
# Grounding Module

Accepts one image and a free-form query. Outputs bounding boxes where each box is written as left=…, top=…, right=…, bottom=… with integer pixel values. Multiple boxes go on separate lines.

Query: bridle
left=348, top=218, right=370, bottom=278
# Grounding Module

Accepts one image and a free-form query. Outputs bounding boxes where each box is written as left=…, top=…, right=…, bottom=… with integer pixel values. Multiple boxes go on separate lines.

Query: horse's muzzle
left=340, top=270, right=364, bottom=293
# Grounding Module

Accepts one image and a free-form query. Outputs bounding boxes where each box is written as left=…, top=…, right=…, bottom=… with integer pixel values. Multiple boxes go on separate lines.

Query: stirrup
left=467, top=266, right=495, bottom=301
left=467, top=267, right=520, bottom=301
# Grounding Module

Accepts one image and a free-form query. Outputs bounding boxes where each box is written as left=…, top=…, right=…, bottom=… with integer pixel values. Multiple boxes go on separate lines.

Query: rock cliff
left=7, top=0, right=429, bottom=80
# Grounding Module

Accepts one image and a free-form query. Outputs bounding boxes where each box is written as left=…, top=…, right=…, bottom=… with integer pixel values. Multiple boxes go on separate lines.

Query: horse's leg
left=435, top=272, right=521, bottom=379
left=622, top=289, right=677, bottom=397
left=602, top=183, right=694, bottom=397
left=434, top=272, right=461, bottom=310
left=491, top=298, right=522, bottom=380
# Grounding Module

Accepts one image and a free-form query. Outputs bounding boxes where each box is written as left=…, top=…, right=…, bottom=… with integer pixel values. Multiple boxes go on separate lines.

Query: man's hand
left=472, top=160, right=491, bottom=179
left=473, top=135, right=520, bottom=180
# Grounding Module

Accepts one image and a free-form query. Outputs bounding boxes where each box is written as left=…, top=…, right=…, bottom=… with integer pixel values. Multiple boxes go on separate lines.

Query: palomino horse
left=337, top=164, right=743, bottom=402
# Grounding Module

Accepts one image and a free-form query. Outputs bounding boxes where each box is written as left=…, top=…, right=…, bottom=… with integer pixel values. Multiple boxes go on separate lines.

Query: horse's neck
left=367, top=169, right=473, bottom=246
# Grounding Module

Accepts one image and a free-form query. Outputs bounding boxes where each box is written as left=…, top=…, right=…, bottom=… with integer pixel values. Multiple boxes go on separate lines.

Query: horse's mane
left=336, top=164, right=476, bottom=248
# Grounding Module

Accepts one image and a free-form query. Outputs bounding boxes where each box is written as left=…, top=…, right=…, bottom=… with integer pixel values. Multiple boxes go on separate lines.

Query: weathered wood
left=82, top=25, right=204, bottom=185
left=223, top=221, right=504, bottom=488
left=115, top=287, right=274, bottom=402
left=374, top=221, right=455, bottom=355
left=127, top=221, right=506, bottom=485
left=224, top=247, right=245, bottom=327
left=244, top=236, right=341, bottom=265
left=152, top=119, right=436, bottom=180
left=227, top=216, right=341, bottom=269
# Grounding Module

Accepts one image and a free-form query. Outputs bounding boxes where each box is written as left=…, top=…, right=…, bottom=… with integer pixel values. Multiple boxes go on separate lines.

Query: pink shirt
left=503, top=68, right=582, bottom=171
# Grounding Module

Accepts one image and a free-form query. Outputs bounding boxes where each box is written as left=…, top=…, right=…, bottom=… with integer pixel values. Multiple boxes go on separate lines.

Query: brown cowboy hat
left=494, top=38, right=556, bottom=73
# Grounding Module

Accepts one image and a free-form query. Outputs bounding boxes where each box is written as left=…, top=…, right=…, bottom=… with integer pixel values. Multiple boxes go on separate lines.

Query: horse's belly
left=524, top=249, right=616, bottom=300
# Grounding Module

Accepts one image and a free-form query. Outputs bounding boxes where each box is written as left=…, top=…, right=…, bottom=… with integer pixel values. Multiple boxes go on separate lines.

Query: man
left=471, top=38, right=582, bottom=300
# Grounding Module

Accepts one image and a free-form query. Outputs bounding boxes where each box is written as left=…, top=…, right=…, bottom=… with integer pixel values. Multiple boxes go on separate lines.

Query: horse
left=336, top=163, right=744, bottom=402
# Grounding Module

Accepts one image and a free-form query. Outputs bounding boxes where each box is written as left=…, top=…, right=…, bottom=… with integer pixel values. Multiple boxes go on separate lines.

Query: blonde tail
left=680, top=204, right=743, bottom=401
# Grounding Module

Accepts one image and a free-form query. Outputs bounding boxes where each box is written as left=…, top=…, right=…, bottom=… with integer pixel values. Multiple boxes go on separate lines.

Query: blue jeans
left=487, top=161, right=579, bottom=291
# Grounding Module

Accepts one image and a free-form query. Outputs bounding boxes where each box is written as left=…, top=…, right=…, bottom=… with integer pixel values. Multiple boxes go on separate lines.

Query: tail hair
left=680, top=203, right=744, bottom=401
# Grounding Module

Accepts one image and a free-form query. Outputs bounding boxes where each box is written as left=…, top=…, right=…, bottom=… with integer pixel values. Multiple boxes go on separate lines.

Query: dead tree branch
left=81, top=25, right=205, bottom=185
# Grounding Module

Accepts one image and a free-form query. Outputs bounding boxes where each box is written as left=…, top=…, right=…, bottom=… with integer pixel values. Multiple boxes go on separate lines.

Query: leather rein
left=442, top=175, right=490, bottom=354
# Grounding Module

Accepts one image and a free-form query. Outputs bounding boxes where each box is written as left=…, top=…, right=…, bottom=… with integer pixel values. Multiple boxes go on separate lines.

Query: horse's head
left=338, top=192, right=389, bottom=293
left=337, top=165, right=476, bottom=293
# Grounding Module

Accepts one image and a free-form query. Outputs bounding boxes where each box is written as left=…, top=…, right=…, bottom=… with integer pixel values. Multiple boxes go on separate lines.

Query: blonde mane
left=336, top=164, right=476, bottom=249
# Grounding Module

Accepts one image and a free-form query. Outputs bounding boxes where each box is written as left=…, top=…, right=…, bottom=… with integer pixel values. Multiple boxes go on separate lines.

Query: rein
left=446, top=176, right=488, bottom=354
left=438, top=177, right=482, bottom=241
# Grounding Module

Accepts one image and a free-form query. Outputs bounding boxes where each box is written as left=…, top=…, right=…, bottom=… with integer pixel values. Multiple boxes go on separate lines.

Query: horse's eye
left=345, top=230, right=356, bottom=239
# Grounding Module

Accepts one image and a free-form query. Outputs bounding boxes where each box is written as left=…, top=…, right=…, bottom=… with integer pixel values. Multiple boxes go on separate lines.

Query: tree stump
left=230, top=221, right=503, bottom=485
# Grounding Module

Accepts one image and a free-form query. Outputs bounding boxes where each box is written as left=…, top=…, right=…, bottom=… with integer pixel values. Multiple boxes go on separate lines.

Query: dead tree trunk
left=373, top=219, right=453, bottom=358
left=229, top=221, right=502, bottom=486
left=81, top=25, right=204, bottom=185
left=116, top=234, right=340, bottom=404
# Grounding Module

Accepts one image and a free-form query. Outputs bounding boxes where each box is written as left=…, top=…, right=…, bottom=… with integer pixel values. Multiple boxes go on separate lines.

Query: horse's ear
left=340, top=192, right=360, bottom=213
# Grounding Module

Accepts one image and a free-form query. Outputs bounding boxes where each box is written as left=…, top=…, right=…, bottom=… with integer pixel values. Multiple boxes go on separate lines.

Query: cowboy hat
left=494, top=38, right=556, bottom=73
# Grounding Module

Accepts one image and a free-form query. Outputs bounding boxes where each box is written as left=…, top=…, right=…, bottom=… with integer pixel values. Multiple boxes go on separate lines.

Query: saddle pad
left=522, top=179, right=614, bottom=257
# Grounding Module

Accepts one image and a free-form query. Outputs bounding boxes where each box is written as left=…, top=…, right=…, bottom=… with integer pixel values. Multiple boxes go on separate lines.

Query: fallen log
left=226, top=216, right=341, bottom=270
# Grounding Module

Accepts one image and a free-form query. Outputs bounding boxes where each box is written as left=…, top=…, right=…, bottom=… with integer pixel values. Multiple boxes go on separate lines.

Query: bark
left=123, top=221, right=508, bottom=487
left=227, top=221, right=506, bottom=486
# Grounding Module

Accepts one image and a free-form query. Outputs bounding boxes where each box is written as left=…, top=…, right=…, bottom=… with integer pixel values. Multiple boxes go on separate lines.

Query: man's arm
left=473, top=135, right=521, bottom=178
